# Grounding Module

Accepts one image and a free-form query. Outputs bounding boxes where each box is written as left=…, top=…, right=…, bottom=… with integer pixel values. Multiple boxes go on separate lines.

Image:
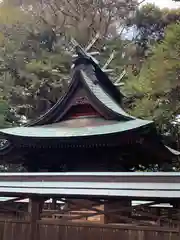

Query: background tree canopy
left=123, top=4, right=180, bottom=150
left=0, top=0, right=140, bottom=124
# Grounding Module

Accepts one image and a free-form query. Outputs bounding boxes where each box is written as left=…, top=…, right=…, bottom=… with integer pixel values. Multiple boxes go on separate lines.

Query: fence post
left=29, top=196, right=43, bottom=240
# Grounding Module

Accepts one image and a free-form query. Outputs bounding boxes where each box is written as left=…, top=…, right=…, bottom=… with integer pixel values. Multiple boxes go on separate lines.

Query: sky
left=142, top=0, right=180, bottom=8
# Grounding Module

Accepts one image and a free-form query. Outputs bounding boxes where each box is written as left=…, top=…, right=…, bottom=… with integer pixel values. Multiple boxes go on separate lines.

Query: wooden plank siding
left=0, top=220, right=178, bottom=240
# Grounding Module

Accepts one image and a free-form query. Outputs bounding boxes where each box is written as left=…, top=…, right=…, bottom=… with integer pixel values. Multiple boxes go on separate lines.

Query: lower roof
left=0, top=118, right=152, bottom=139
left=0, top=118, right=178, bottom=161
left=0, top=172, right=179, bottom=200
left=0, top=171, right=179, bottom=177
left=0, top=187, right=180, bottom=199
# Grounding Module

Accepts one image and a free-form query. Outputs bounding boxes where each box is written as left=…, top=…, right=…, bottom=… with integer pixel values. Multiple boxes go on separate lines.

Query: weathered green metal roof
left=81, top=70, right=134, bottom=120
left=0, top=118, right=153, bottom=138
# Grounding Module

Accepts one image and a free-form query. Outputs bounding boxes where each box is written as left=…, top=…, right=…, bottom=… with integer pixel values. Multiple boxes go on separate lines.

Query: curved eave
left=165, top=146, right=180, bottom=156
left=0, top=120, right=178, bottom=159
left=0, top=119, right=153, bottom=139
left=26, top=75, right=78, bottom=127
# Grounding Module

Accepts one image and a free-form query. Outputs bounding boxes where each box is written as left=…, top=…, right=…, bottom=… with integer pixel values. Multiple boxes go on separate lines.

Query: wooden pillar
left=99, top=204, right=106, bottom=223
left=29, top=197, right=43, bottom=240
left=51, top=198, right=56, bottom=210
left=103, top=199, right=131, bottom=224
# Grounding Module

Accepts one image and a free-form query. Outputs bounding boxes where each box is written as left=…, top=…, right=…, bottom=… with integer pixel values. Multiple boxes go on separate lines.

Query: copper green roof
left=81, top=70, right=133, bottom=120
left=0, top=51, right=179, bottom=162
left=0, top=118, right=153, bottom=138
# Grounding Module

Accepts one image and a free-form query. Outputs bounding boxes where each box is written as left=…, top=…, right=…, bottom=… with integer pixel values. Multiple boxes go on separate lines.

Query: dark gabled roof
left=26, top=58, right=127, bottom=126
left=0, top=52, right=179, bottom=160
left=80, top=66, right=133, bottom=120
left=73, top=56, right=123, bottom=104
left=0, top=61, right=154, bottom=142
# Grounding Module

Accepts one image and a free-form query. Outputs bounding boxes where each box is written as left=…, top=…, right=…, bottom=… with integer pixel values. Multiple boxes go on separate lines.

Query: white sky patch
left=140, top=0, right=180, bottom=8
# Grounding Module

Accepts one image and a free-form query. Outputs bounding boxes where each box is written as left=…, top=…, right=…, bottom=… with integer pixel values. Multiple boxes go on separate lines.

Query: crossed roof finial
left=70, top=33, right=127, bottom=84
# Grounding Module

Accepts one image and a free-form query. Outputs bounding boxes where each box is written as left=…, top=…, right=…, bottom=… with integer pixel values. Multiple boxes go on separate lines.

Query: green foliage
left=130, top=3, right=180, bottom=69
left=134, top=4, right=180, bottom=41
left=125, top=23, right=180, bottom=136
left=99, top=38, right=132, bottom=78
left=0, top=164, right=26, bottom=172
left=0, top=100, right=11, bottom=128
left=6, top=48, right=71, bottom=120
left=0, top=4, right=72, bottom=122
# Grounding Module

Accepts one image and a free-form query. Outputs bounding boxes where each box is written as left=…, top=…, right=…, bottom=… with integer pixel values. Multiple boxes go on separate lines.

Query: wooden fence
left=0, top=220, right=179, bottom=240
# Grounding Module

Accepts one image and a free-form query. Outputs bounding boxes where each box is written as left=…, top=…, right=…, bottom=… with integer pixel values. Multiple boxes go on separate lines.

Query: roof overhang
left=0, top=172, right=179, bottom=200
left=0, top=119, right=153, bottom=139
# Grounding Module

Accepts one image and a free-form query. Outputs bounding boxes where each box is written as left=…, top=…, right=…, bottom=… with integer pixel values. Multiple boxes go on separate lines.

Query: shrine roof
left=0, top=118, right=152, bottom=139
left=80, top=69, right=132, bottom=119
left=26, top=65, right=132, bottom=127
left=0, top=44, right=179, bottom=160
